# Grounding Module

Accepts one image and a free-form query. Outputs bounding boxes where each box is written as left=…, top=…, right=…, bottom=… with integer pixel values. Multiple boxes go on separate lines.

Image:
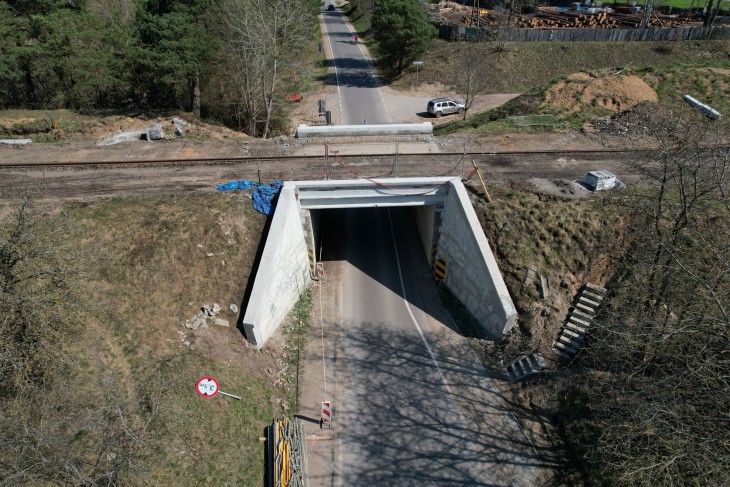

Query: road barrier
left=434, top=258, right=447, bottom=281
left=266, top=418, right=308, bottom=487
left=321, top=401, right=332, bottom=428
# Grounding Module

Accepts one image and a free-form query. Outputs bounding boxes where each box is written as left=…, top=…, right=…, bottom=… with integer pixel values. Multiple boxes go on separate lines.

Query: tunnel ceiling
left=295, top=178, right=453, bottom=209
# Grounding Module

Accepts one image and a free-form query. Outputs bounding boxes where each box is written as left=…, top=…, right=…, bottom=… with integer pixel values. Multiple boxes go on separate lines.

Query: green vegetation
left=426, top=40, right=730, bottom=134
left=0, top=194, right=280, bottom=485
left=435, top=88, right=545, bottom=135
left=642, top=63, right=730, bottom=114
left=473, top=115, right=730, bottom=485
left=0, top=0, right=321, bottom=137
left=371, top=0, right=436, bottom=75
left=282, top=289, right=314, bottom=413
left=614, top=0, right=729, bottom=11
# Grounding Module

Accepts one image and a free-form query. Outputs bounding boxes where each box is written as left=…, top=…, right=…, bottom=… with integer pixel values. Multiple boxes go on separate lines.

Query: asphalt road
left=304, top=207, right=542, bottom=486
left=322, top=8, right=390, bottom=125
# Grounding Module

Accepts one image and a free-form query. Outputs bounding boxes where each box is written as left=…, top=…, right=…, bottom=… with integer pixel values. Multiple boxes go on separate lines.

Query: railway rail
left=3, top=145, right=713, bottom=203
left=0, top=147, right=658, bottom=169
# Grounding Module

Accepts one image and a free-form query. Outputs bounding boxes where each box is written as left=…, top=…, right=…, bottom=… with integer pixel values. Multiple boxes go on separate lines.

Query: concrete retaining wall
left=242, top=184, right=311, bottom=347
left=296, top=123, right=433, bottom=139
left=438, top=181, right=516, bottom=337
left=414, top=205, right=436, bottom=265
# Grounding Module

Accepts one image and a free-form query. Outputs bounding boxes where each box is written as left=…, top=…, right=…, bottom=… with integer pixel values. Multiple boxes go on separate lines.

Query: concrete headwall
left=242, top=184, right=311, bottom=347
left=438, top=181, right=516, bottom=337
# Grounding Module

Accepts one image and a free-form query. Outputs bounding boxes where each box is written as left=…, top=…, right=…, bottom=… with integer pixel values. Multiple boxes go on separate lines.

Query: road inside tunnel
left=299, top=207, right=543, bottom=486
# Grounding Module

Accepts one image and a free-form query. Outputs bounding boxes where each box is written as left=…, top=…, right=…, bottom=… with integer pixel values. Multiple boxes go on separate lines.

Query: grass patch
left=435, top=87, right=546, bottom=135
left=401, top=39, right=729, bottom=94
left=474, top=182, right=627, bottom=334
left=281, top=288, right=314, bottom=413
left=650, top=62, right=730, bottom=115
left=55, top=193, right=278, bottom=485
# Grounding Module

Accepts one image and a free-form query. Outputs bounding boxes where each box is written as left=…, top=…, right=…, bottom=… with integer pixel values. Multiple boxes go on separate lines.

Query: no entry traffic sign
left=196, top=376, right=219, bottom=397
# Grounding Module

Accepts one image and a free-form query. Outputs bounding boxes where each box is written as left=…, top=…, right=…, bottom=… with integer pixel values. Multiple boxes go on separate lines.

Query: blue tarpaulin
left=252, top=181, right=282, bottom=215
left=217, top=179, right=259, bottom=191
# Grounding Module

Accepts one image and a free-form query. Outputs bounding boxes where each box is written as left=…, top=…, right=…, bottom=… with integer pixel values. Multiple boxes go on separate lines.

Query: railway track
left=0, top=147, right=656, bottom=169
left=0, top=146, right=674, bottom=203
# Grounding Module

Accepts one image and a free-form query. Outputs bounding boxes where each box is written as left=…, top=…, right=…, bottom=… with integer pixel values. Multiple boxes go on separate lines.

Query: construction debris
left=523, top=264, right=537, bottom=289
left=0, top=139, right=32, bottom=145
left=506, top=353, right=547, bottom=383
left=145, top=123, right=164, bottom=141
left=582, top=170, right=624, bottom=191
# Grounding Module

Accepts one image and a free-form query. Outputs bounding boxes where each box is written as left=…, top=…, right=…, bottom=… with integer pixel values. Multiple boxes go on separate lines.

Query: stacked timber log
left=513, top=8, right=697, bottom=29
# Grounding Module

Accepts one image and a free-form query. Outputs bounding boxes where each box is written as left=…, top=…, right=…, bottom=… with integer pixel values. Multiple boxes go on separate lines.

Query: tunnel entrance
left=242, top=178, right=515, bottom=348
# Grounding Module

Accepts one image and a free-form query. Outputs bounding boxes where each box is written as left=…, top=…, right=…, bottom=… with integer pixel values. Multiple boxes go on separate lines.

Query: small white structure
left=583, top=170, right=619, bottom=191
left=0, top=139, right=32, bottom=145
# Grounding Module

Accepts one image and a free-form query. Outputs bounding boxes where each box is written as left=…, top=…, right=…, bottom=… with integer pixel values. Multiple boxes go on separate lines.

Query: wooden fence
left=437, top=24, right=730, bottom=42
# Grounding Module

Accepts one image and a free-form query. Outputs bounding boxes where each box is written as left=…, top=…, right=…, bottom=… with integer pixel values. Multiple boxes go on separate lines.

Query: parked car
left=427, top=97, right=465, bottom=118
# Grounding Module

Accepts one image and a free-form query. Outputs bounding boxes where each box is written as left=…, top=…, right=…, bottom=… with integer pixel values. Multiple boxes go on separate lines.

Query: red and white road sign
left=196, top=376, right=219, bottom=397
left=321, top=401, right=332, bottom=427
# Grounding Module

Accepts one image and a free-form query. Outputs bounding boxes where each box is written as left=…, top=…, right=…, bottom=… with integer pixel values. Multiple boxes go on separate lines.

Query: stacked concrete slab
left=552, top=283, right=606, bottom=362
left=506, top=353, right=547, bottom=383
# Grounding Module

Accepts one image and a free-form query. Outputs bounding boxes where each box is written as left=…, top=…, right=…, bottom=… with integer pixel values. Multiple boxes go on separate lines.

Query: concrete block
left=578, top=296, right=600, bottom=309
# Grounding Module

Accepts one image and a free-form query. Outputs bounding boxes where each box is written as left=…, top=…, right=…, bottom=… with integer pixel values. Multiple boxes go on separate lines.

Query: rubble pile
left=183, top=302, right=240, bottom=331
left=594, top=100, right=670, bottom=136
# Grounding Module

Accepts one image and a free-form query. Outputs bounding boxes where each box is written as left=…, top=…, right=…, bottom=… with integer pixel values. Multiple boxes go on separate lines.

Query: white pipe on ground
left=683, top=95, right=722, bottom=120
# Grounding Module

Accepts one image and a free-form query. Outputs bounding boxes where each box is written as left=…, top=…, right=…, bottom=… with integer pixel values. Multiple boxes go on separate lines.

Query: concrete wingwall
left=438, top=181, right=517, bottom=337
left=242, top=184, right=311, bottom=348
left=413, top=205, right=436, bottom=265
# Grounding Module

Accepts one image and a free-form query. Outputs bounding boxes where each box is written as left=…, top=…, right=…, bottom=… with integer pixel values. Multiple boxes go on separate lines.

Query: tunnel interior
left=307, top=206, right=439, bottom=273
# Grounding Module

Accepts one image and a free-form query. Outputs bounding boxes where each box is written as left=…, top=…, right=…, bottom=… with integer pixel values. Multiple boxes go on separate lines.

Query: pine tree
left=371, top=0, right=435, bottom=75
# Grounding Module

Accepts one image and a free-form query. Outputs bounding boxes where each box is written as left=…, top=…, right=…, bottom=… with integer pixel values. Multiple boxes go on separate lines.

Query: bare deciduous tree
left=562, top=110, right=730, bottom=486
left=220, top=0, right=315, bottom=138
left=453, top=45, right=490, bottom=120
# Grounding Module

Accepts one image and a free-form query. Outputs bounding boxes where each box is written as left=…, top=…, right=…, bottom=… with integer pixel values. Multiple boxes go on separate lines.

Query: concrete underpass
left=242, top=178, right=516, bottom=348
left=243, top=177, right=541, bottom=486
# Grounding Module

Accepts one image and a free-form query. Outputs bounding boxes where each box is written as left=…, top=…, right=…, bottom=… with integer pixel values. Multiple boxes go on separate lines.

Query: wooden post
left=471, top=160, right=492, bottom=203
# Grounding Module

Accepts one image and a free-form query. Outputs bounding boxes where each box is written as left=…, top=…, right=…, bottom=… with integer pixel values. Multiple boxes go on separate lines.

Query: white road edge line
left=386, top=209, right=453, bottom=396
left=387, top=208, right=540, bottom=480
left=322, top=12, right=345, bottom=124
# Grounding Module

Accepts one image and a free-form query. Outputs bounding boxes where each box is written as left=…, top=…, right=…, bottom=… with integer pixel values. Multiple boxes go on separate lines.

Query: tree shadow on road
left=333, top=321, right=567, bottom=486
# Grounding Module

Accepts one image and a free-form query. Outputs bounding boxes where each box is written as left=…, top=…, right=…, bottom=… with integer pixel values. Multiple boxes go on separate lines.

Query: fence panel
left=436, top=24, right=730, bottom=42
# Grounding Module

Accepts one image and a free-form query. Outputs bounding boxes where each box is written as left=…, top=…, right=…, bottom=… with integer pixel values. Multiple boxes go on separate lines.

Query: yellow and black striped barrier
left=434, top=258, right=447, bottom=281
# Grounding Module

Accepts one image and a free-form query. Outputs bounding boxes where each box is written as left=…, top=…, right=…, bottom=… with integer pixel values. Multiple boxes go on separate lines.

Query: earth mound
left=543, top=72, right=659, bottom=115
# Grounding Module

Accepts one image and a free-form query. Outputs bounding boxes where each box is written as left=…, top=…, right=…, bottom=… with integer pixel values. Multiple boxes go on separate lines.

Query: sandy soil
left=543, top=72, right=658, bottom=114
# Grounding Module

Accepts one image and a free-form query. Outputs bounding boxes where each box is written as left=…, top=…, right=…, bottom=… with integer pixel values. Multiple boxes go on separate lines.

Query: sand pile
left=543, top=72, right=658, bottom=115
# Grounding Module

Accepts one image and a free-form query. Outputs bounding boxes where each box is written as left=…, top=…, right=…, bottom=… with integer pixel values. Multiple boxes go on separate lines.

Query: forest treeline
left=0, top=0, right=320, bottom=137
